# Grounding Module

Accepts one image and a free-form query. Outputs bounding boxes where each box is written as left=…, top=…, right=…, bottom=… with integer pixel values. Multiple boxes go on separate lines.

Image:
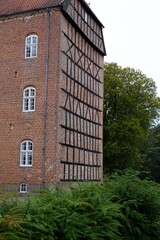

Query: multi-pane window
left=20, top=183, right=28, bottom=193
left=25, top=35, right=38, bottom=58
left=20, top=141, right=33, bottom=167
left=23, top=87, right=36, bottom=112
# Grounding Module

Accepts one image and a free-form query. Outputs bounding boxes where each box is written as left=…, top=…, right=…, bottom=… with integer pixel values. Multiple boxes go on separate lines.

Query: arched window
left=25, top=35, right=38, bottom=58
left=20, top=140, right=33, bottom=167
left=20, top=183, right=28, bottom=193
left=23, top=87, right=36, bottom=112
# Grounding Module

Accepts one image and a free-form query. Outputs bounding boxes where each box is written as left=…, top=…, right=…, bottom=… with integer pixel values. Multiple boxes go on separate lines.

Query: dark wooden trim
left=62, top=10, right=106, bottom=55
left=59, top=142, right=102, bottom=154
left=60, top=106, right=102, bottom=126
left=61, top=161, right=101, bottom=168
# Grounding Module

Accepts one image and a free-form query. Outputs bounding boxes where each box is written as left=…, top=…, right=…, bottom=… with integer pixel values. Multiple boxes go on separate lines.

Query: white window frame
left=23, top=87, right=36, bottom=112
left=84, top=12, right=88, bottom=23
left=20, top=140, right=33, bottom=167
left=25, top=35, right=38, bottom=59
left=20, top=183, right=28, bottom=193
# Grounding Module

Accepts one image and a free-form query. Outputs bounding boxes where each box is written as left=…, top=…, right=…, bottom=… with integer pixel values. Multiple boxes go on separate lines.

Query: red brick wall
left=0, top=5, right=104, bottom=191
left=0, top=10, right=62, bottom=190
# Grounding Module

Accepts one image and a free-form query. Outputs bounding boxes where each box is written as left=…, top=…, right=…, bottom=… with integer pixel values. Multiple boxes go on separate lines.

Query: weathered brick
left=0, top=0, right=105, bottom=192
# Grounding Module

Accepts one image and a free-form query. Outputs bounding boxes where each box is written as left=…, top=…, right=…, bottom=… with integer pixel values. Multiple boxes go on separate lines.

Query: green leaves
left=0, top=172, right=160, bottom=239
left=104, top=170, right=160, bottom=239
left=142, top=124, right=160, bottom=182
left=103, top=63, right=160, bottom=171
left=0, top=183, right=121, bottom=240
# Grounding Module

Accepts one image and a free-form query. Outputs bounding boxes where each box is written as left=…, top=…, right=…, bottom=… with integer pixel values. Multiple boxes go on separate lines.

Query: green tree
left=142, top=124, right=160, bottom=182
left=103, top=63, right=160, bottom=171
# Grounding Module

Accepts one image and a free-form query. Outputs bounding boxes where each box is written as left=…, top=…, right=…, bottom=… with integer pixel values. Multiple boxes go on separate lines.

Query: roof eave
left=0, top=4, right=62, bottom=18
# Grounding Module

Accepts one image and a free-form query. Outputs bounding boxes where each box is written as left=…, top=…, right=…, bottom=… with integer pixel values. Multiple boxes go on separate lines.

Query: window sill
left=19, top=165, right=33, bottom=167
left=25, top=56, right=37, bottom=59
left=22, top=110, right=35, bottom=113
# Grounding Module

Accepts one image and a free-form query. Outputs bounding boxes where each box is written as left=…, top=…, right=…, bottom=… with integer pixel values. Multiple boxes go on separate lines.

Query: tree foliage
left=103, top=63, right=160, bottom=171
left=142, top=124, right=160, bottom=182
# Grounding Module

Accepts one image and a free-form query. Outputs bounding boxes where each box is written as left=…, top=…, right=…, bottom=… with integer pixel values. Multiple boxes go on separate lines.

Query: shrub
left=0, top=171, right=160, bottom=239
left=0, top=185, right=122, bottom=240
left=104, top=170, right=160, bottom=239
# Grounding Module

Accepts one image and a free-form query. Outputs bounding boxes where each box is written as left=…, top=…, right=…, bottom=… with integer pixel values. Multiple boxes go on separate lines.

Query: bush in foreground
left=0, top=171, right=160, bottom=240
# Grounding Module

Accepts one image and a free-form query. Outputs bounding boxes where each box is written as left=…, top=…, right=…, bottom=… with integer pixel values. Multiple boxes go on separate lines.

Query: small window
left=23, top=87, right=36, bottom=112
left=84, top=12, right=88, bottom=23
left=25, top=35, right=38, bottom=58
left=20, top=140, right=33, bottom=167
left=20, top=183, right=27, bottom=193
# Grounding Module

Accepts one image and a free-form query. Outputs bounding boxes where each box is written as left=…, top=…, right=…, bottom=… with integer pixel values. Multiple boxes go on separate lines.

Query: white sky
left=89, top=0, right=160, bottom=96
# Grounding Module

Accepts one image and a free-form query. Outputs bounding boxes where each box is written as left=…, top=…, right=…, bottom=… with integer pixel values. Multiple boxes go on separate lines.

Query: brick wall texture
left=0, top=0, right=105, bottom=192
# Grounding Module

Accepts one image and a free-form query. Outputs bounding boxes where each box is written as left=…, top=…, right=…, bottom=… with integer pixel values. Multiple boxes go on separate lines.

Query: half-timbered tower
left=0, top=0, right=106, bottom=192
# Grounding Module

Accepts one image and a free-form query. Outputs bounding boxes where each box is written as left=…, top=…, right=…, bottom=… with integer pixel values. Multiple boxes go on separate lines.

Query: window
left=23, top=87, right=36, bottom=112
left=84, top=12, right=88, bottom=23
left=25, top=35, right=38, bottom=58
left=20, top=183, right=27, bottom=193
left=20, top=140, right=33, bottom=167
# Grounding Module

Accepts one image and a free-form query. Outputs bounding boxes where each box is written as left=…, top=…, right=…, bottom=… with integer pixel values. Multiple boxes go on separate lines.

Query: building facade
left=0, top=0, right=106, bottom=192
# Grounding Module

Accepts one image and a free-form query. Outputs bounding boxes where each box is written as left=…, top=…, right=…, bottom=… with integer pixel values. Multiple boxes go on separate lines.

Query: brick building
left=0, top=0, right=106, bottom=192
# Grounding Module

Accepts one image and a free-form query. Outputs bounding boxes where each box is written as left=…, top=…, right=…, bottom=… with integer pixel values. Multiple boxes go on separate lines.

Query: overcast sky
left=89, top=0, right=160, bottom=96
